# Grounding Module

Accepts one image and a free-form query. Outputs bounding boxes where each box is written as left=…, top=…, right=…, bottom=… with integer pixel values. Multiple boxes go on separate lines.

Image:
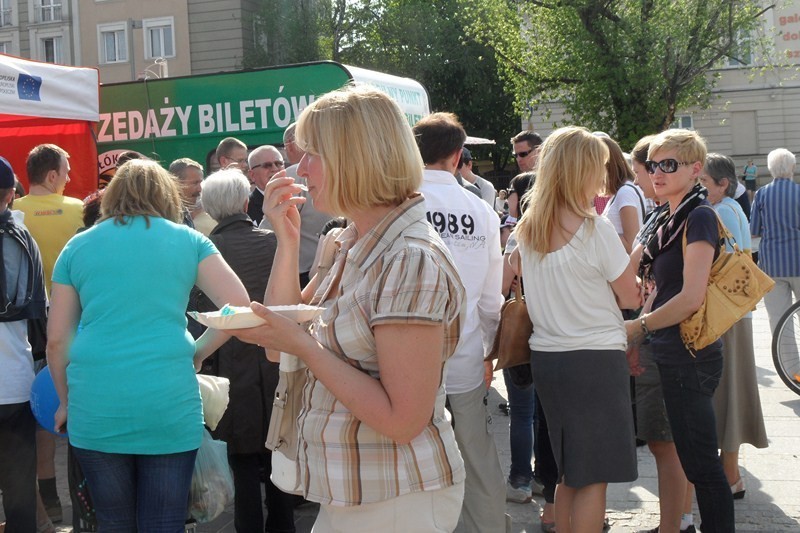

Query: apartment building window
left=727, top=31, right=752, bottom=67
left=98, top=23, right=127, bottom=63
left=671, top=115, right=694, bottom=130
left=41, top=36, right=62, bottom=63
left=0, top=0, right=12, bottom=27
left=0, top=41, right=8, bottom=53
left=143, top=17, right=175, bottom=59
left=36, top=0, right=62, bottom=23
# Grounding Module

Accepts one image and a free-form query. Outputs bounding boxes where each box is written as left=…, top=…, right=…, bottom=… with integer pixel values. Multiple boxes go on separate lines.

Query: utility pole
left=128, top=18, right=141, bottom=81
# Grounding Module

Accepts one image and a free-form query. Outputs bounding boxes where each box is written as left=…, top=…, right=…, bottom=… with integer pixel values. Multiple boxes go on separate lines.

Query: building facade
left=523, top=2, right=800, bottom=184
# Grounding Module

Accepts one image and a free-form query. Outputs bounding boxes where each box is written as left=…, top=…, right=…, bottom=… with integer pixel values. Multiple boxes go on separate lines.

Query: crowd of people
left=0, top=82, right=793, bottom=533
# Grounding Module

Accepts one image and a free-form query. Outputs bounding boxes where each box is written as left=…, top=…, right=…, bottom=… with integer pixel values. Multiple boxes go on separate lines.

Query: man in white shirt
left=0, top=157, right=46, bottom=531
left=413, top=113, right=507, bottom=533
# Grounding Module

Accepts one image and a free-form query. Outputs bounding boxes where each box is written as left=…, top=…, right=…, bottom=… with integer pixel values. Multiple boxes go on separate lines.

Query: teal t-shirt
left=53, top=216, right=218, bottom=454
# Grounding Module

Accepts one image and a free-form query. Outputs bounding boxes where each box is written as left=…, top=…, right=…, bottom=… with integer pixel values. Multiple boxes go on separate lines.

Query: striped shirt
left=300, top=194, right=466, bottom=506
left=750, top=178, right=800, bottom=277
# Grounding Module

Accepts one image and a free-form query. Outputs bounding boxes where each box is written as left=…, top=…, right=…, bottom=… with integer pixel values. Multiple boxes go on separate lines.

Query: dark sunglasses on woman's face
left=644, top=158, right=692, bottom=174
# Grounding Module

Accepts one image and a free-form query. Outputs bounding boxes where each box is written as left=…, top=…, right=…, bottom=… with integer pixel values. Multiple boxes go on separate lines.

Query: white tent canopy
left=0, top=54, right=98, bottom=121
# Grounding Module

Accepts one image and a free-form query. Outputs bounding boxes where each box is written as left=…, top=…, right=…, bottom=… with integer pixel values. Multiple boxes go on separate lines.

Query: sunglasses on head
left=513, top=149, right=533, bottom=159
left=251, top=160, right=285, bottom=171
left=644, top=158, right=692, bottom=174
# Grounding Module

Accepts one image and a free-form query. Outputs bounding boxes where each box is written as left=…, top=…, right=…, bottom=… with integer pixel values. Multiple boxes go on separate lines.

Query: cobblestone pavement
left=8, top=302, right=797, bottom=532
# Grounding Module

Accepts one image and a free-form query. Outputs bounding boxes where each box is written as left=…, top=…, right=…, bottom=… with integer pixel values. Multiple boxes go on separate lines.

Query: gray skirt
left=713, top=317, right=769, bottom=451
left=531, top=349, right=638, bottom=488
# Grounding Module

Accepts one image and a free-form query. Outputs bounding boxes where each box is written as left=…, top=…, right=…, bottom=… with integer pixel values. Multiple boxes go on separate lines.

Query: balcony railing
left=35, top=3, right=62, bottom=23
left=0, top=8, right=12, bottom=27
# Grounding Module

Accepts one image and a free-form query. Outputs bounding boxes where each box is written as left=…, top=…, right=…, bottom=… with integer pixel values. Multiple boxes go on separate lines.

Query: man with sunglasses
left=247, top=145, right=285, bottom=225
left=511, top=130, right=543, bottom=173
left=258, top=124, right=333, bottom=287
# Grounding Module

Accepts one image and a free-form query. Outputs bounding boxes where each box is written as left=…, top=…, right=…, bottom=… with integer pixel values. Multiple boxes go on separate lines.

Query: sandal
left=540, top=518, right=556, bottom=533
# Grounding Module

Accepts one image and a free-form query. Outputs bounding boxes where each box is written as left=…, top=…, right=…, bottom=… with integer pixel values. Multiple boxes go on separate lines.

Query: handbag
left=485, top=254, right=533, bottom=371
left=265, top=354, right=306, bottom=494
left=679, top=207, right=774, bottom=354
left=266, top=239, right=345, bottom=495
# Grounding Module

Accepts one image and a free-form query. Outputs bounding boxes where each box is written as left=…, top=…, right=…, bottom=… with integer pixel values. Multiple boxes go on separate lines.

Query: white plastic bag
left=189, top=429, right=234, bottom=523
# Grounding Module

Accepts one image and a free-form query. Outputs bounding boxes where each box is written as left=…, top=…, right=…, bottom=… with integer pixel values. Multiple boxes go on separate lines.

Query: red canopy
left=0, top=55, right=99, bottom=200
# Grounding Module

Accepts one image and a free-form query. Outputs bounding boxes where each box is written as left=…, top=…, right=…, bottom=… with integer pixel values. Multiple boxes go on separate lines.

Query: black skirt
left=531, top=349, right=638, bottom=488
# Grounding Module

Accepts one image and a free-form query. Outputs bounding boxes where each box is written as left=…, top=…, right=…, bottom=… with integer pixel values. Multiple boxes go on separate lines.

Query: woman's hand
left=224, top=302, right=315, bottom=357
left=626, top=345, right=645, bottom=377
left=54, top=404, right=68, bottom=434
left=625, top=319, right=645, bottom=346
left=262, top=173, right=306, bottom=244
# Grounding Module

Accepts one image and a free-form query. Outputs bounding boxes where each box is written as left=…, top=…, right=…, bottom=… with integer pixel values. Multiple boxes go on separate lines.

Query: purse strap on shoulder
left=681, top=205, right=737, bottom=255
left=513, top=252, right=524, bottom=302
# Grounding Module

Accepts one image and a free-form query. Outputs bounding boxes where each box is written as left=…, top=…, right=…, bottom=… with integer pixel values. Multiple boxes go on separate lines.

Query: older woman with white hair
left=699, top=154, right=768, bottom=501
left=751, top=148, right=800, bottom=333
left=195, top=169, right=297, bottom=533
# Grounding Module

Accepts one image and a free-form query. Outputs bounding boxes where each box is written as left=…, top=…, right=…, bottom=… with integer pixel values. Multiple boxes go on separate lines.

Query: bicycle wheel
left=771, top=300, right=800, bottom=396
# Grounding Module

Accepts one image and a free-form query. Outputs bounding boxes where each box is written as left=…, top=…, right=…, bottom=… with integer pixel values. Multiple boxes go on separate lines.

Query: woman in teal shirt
left=47, top=160, right=248, bottom=532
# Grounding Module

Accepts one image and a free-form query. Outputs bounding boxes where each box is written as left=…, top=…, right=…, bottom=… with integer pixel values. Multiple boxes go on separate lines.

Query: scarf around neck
left=638, top=183, right=707, bottom=279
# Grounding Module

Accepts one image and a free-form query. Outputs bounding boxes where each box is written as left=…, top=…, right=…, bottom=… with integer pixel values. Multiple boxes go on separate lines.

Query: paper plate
left=189, top=304, right=325, bottom=329
left=267, top=304, right=325, bottom=323
left=188, top=306, right=266, bottom=329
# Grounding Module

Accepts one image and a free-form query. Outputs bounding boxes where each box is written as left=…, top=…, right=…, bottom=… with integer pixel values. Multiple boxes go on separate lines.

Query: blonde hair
left=100, top=160, right=183, bottom=226
left=647, top=129, right=707, bottom=164
left=516, top=126, right=608, bottom=254
left=295, top=84, right=423, bottom=217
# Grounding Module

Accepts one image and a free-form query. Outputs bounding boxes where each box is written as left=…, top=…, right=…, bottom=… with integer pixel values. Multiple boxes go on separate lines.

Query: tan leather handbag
left=680, top=207, right=774, bottom=354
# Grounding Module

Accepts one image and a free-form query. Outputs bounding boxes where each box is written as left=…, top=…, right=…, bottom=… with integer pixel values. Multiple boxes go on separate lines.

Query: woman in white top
left=601, top=136, right=645, bottom=253
left=511, top=127, right=642, bottom=533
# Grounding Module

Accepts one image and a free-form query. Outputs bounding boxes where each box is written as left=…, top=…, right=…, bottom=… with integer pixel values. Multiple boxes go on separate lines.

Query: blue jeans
left=657, top=358, right=735, bottom=533
left=72, top=447, right=197, bottom=533
left=502, top=368, right=536, bottom=487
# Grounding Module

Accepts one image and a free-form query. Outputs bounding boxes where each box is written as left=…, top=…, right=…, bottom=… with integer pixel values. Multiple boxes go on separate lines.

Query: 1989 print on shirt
left=426, top=210, right=487, bottom=248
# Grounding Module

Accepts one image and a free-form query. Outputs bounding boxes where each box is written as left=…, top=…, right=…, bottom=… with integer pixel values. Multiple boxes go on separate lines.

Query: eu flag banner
left=18, top=73, right=42, bottom=101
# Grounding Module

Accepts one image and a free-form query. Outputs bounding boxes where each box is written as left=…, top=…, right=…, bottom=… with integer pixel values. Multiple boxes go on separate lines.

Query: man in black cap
left=0, top=156, right=47, bottom=532
left=458, top=147, right=497, bottom=206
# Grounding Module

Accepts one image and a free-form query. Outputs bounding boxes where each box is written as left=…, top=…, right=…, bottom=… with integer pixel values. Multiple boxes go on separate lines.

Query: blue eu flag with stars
left=18, top=74, right=42, bottom=101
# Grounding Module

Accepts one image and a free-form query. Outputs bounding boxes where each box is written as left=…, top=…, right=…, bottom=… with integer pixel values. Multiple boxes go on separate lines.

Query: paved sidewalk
left=13, top=302, right=800, bottom=532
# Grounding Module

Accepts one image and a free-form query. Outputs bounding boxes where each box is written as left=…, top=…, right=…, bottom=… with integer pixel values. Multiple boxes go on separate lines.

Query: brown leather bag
left=485, top=255, right=533, bottom=371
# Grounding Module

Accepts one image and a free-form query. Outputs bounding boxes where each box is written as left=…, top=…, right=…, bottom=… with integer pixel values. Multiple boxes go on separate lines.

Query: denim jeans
left=657, top=358, right=735, bottom=533
left=72, top=447, right=197, bottom=533
left=228, top=451, right=296, bottom=533
left=0, top=402, right=37, bottom=533
left=502, top=368, right=536, bottom=487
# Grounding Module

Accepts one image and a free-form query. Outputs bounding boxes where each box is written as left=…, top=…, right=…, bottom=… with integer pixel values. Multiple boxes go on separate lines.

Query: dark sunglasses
left=251, top=160, right=285, bottom=171
left=513, top=149, right=533, bottom=159
left=644, top=158, right=692, bottom=174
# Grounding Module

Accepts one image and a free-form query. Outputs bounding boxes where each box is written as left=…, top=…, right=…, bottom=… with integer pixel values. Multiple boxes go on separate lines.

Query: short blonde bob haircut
left=295, top=84, right=423, bottom=217
left=100, top=159, right=183, bottom=226
left=516, top=126, right=608, bottom=254
left=647, top=128, right=707, bottom=166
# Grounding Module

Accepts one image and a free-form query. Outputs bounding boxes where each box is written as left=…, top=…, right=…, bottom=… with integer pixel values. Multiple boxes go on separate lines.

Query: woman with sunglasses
left=626, top=129, right=734, bottom=532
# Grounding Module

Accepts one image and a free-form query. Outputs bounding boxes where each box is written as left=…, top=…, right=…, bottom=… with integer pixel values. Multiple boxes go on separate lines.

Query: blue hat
left=0, top=157, right=15, bottom=189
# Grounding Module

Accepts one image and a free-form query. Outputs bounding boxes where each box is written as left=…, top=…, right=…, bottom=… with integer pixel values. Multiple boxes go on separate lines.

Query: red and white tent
left=0, top=54, right=99, bottom=200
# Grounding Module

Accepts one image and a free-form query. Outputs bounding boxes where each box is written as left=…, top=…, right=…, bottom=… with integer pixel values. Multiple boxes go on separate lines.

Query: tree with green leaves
left=459, top=0, right=770, bottom=147
left=335, top=0, right=520, bottom=173
left=243, top=0, right=329, bottom=68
